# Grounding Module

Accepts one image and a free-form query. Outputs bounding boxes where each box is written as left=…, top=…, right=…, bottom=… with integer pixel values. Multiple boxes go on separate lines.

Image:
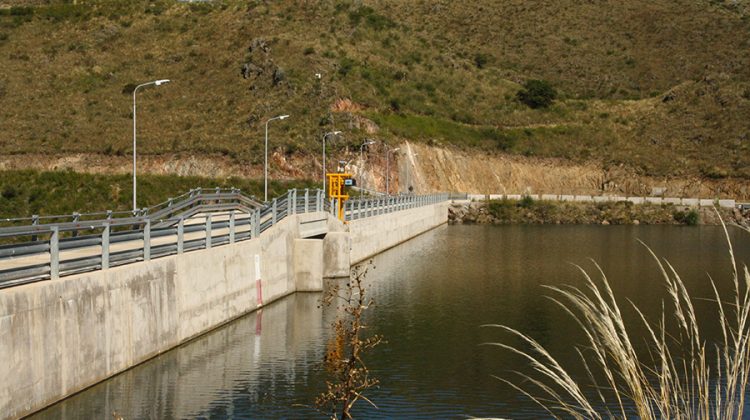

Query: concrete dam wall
left=0, top=202, right=449, bottom=419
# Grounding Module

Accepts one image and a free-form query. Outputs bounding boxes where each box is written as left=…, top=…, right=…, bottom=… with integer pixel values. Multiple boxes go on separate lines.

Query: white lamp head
left=333, top=131, right=342, bottom=135
left=279, top=114, right=289, bottom=120
left=155, top=79, right=171, bottom=86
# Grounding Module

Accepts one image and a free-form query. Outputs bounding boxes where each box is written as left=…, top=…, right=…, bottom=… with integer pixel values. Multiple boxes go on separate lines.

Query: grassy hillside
left=0, top=169, right=315, bottom=217
left=0, top=0, right=748, bottom=179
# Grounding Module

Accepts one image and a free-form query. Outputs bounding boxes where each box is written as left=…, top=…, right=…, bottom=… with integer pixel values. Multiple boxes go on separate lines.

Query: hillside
left=0, top=0, right=749, bottom=213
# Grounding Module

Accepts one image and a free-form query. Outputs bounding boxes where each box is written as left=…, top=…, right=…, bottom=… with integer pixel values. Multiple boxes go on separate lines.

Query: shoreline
left=449, top=198, right=749, bottom=227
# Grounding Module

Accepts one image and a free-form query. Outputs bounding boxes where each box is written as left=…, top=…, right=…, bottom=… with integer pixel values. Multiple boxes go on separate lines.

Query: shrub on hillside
left=517, top=79, right=557, bottom=109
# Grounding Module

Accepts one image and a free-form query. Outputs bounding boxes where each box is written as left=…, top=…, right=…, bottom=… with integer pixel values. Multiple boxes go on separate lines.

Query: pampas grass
left=483, top=215, right=750, bottom=419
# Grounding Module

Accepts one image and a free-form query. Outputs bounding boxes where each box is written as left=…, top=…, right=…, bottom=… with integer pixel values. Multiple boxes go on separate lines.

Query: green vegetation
left=673, top=209, right=700, bottom=226
left=0, top=0, right=748, bottom=180
left=0, top=170, right=315, bottom=217
left=483, top=198, right=720, bottom=225
left=517, top=80, right=557, bottom=109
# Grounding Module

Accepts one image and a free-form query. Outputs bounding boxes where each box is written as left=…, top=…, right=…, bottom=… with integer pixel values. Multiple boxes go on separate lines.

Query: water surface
left=33, top=225, right=750, bottom=419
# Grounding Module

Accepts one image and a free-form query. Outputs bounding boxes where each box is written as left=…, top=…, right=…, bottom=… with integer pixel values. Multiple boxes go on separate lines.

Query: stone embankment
left=449, top=199, right=750, bottom=227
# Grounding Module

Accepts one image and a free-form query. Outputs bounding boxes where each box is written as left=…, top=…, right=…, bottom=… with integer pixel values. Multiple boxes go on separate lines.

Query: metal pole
left=177, top=217, right=184, bottom=254
left=264, top=119, right=269, bottom=202
left=133, top=86, right=138, bottom=212
left=102, top=223, right=109, bottom=269
left=50, top=226, right=59, bottom=279
left=132, top=79, right=170, bottom=212
left=205, top=214, right=212, bottom=249
left=143, top=219, right=151, bottom=261
left=229, top=211, right=235, bottom=244
left=386, top=149, right=390, bottom=196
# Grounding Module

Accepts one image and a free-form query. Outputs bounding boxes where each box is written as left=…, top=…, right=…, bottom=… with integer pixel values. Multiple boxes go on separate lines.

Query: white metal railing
left=0, top=189, right=457, bottom=288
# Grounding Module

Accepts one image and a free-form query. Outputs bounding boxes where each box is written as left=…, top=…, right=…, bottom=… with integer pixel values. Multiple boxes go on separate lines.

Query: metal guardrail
left=339, top=193, right=453, bottom=222
left=0, top=188, right=457, bottom=289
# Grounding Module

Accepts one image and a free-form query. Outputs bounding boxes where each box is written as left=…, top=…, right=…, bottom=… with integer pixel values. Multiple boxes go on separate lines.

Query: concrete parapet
left=627, top=197, right=645, bottom=205
left=574, top=195, right=593, bottom=202
left=489, top=194, right=504, bottom=200
left=468, top=194, right=485, bottom=201
left=718, top=199, right=736, bottom=208
left=348, top=202, right=449, bottom=264
left=540, top=194, right=558, bottom=201
left=699, top=199, right=715, bottom=207
left=592, top=196, right=610, bottom=203
left=560, top=195, right=575, bottom=201
left=323, top=232, right=351, bottom=278
left=293, top=239, right=323, bottom=292
left=645, top=197, right=663, bottom=205
left=663, top=198, right=681, bottom=205
left=506, top=194, right=522, bottom=200
left=682, top=198, right=699, bottom=207
left=526, top=194, right=540, bottom=200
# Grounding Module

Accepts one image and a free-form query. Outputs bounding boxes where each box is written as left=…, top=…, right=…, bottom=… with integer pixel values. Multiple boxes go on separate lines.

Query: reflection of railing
left=0, top=189, right=456, bottom=289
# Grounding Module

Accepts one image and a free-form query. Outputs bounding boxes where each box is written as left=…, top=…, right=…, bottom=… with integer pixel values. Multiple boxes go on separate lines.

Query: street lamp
left=385, top=146, right=400, bottom=196
left=359, top=140, right=376, bottom=196
left=132, top=79, right=170, bottom=212
left=322, top=131, right=342, bottom=198
left=264, top=114, right=290, bottom=202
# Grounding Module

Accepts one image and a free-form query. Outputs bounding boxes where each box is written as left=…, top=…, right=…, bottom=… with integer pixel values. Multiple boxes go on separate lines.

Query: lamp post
left=385, top=146, right=400, bottom=196
left=264, top=114, right=289, bottom=202
left=359, top=140, right=376, bottom=196
left=322, top=131, right=341, bottom=198
left=132, top=79, right=170, bottom=212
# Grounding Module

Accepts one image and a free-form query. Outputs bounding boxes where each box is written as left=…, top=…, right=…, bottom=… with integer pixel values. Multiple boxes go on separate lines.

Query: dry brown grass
left=0, top=0, right=747, bottom=180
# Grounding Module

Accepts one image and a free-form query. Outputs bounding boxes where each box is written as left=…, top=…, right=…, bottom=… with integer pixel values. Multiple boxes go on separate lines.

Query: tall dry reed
left=484, top=217, right=750, bottom=419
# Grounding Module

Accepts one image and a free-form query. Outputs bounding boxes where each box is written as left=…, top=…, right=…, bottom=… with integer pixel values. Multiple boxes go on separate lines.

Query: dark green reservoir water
left=32, top=225, right=750, bottom=419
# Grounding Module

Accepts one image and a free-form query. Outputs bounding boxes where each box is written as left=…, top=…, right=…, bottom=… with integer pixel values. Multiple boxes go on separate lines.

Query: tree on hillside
left=517, top=79, right=557, bottom=109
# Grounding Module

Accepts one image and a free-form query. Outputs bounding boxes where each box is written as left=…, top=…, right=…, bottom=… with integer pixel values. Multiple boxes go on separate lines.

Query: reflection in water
left=33, top=225, right=750, bottom=419
left=33, top=293, right=329, bottom=419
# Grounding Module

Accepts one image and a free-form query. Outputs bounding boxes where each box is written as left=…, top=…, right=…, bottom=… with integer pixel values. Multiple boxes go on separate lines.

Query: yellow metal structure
left=327, top=173, right=353, bottom=221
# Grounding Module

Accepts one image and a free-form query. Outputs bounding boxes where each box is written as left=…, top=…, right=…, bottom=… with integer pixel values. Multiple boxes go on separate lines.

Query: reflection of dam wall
left=2, top=203, right=449, bottom=419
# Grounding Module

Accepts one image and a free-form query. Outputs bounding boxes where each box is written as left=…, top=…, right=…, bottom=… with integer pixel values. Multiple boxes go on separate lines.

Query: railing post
left=329, top=198, right=335, bottom=215
left=50, top=226, right=59, bottom=279
left=229, top=211, right=235, bottom=244
left=31, top=214, right=39, bottom=241
left=304, top=189, right=309, bottom=213
left=205, top=214, right=212, bottom=249
left=143, top=219, right=151, bottom=261
left=255, top=209, right=261, bottom=237
left=177, top=217, right=184, bottom=254
left=102, top=222, right=110, bottom=270
left=289, top=190, right=296, bottom=215
left=272, top=199, right=278, bottom=225
left=72, top=212, right=80, bottom=238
